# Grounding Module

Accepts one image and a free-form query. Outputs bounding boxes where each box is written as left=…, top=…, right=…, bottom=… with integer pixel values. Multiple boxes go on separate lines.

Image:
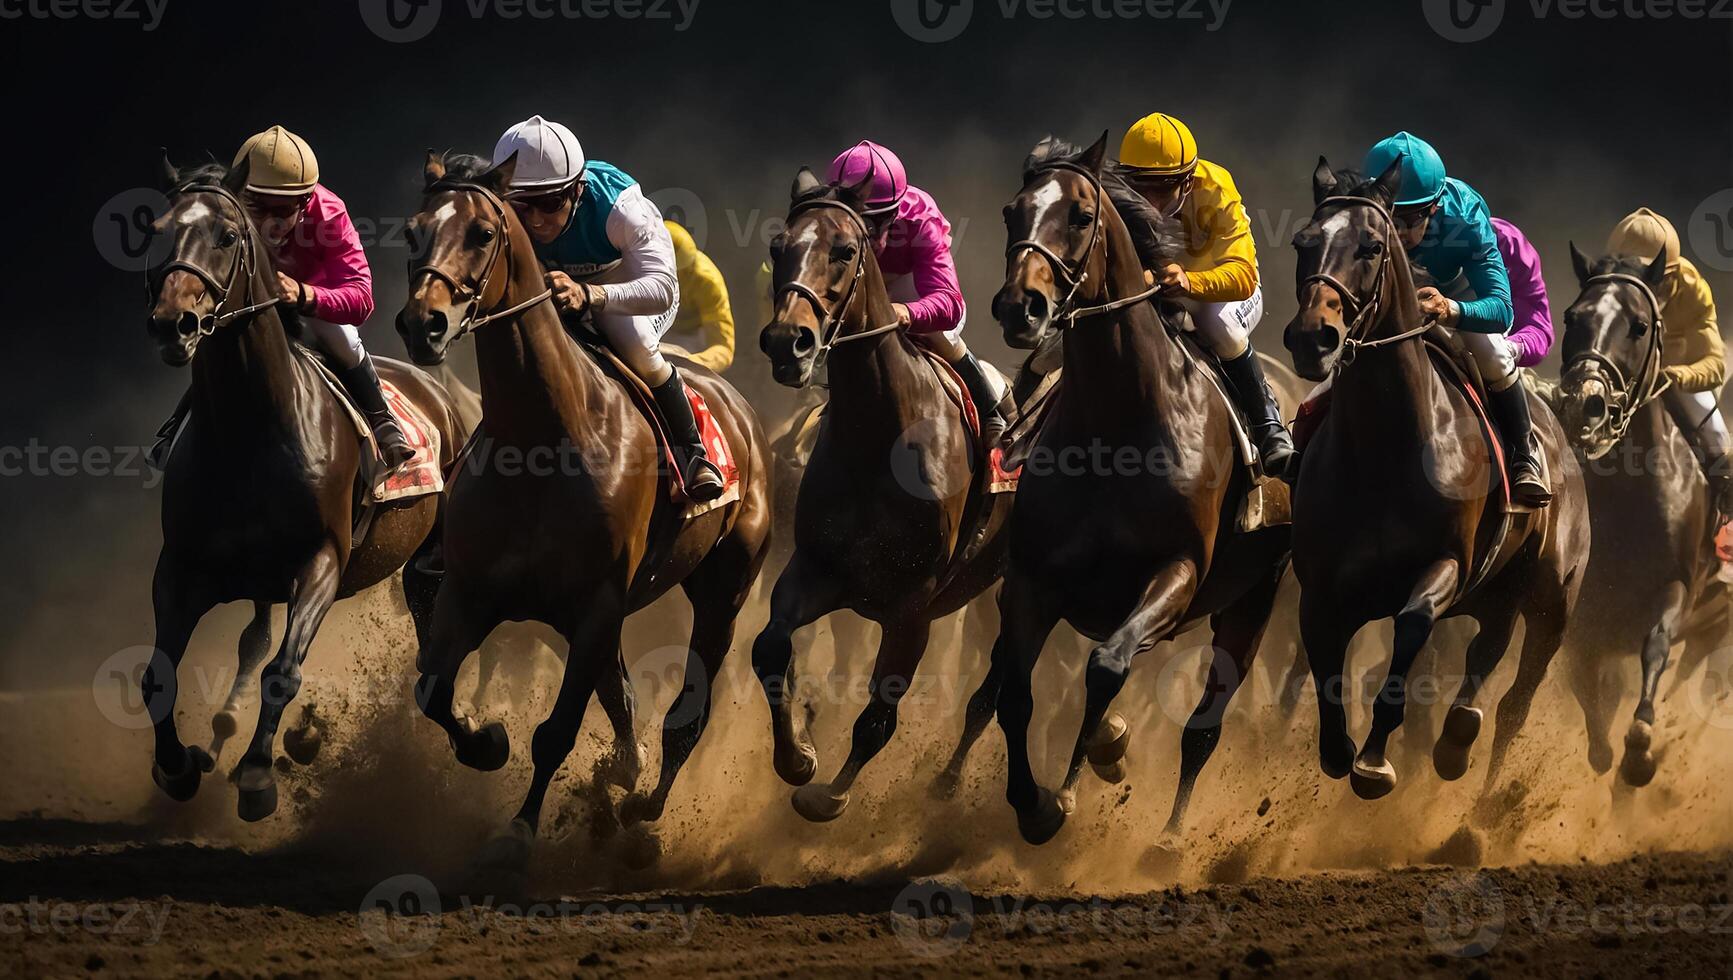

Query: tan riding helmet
left=232, top=125, right=320, bottom=196
left=1606, top=207, right=1681, bottom=278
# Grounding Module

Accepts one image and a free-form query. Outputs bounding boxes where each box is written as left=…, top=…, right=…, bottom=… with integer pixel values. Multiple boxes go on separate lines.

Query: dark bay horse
left=143, top=159, right=465, bottom=821
left=1283, top=160, right=1589, bottom=801
left=753, top=169, right=1013, bottom=821
left=1554, top=246, right=1727, bottom=786
left=396, top=153, right=771, bottom=861
left=988, top=134, right=1292, bottom=847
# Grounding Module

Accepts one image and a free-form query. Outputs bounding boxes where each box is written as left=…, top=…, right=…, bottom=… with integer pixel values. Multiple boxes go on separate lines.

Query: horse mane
left=791, top=178, right=872, bottom=215
left=1022, top=136, right=1182, bottom=273
left=165, top=160, right=304, bottom=339
left=436, top=152, right=494, bottom=182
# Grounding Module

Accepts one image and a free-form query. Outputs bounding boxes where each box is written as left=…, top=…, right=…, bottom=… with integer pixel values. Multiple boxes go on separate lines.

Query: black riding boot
left=652, top=366, right=725, bottom=502
left=1219, top=347, right=1296, bottom=481
left=1489, top=381, right=1551, bottom=507
left=338, top=354, right=414, bottom=468
left=952, top=352, right=1009, bottom=446
left=147, top=387, right=194, bottom=470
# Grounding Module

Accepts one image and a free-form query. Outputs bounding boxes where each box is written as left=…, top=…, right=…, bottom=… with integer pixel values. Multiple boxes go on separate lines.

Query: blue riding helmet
left=1363, top=132, right=1447, bottom=209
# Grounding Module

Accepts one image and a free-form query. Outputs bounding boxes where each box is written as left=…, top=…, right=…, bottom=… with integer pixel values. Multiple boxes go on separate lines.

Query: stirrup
left=681, top=452, right=726, bottom=502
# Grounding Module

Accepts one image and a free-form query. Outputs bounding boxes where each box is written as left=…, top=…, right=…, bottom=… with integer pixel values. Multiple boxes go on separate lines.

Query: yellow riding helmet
left=1605, top=207, right=1680, bottom=276
left=232, top=125, right=319, bottom=196
left=1119, top=112, right=1198, bottom=176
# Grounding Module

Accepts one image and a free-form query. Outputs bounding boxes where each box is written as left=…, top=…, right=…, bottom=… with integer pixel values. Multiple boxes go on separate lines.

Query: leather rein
left=146, top=180, right=283, bottom=335
left=1297, top=194, right=1431, bottom=369
left=1005, top=162, right=1164, bottom=325
left=411, top=179, right=554, bottom=341
left=1561, top=271, right=1671, bottom=448
left=774, top=197, right=902, bottom=364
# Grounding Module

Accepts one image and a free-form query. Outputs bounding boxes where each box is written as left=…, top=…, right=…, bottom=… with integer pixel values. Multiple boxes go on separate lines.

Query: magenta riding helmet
left=826, top=140, right=908, bottom=217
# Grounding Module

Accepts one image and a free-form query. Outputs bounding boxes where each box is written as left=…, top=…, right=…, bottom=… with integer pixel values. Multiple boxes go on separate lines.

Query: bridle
left=774, top=197, right=901, bottom=364
left=1296, top=195, right=1430, bottom=368
left=146, top=180, right=282, bottom=336
left=409, top=178, right=553, bottom=341
left=1004, top=162, right=1163, bottom=325
left=1561, top=270, right=1671, bottom=451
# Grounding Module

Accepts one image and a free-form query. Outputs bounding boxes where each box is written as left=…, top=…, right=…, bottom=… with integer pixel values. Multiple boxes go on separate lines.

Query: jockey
left=151, top=125, right=412, bottom=469
left=1492, top=218, right=1554, bottom=368
left=826, top=140, right=1010, bottom=442
left=1605, top=207, right=1731, bottom=519
left=492, top=115, right=724, bottom=501
left=1118, top=113, right=1295, bottom=478
left=664, top=220, right=736, bottom=373
left=1363, top=131, right=1550, bottom=507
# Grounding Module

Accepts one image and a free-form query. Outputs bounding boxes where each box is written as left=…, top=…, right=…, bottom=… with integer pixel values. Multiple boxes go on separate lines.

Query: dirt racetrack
left=4, top=581, right=1733, bottom=976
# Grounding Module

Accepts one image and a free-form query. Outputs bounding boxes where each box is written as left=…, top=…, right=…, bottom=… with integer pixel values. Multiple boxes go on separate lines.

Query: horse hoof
left=1587, top=740, right=1615, bottom=776
left=929, top=769, right=963, bottom=801
left=1319, top=732, right=1356, bottom=780
left=1140, top=838, right=1183, bottom=877
left=773, top=740, right=818, bottom=787
left=621, top=826, right=662, bottom=871
left=150, top=747, right=207, bottom=803
left=1086, top=712, right=1130, bottom=766
left=1349, top=758, right=1397, bottom=801
left=1433, top=706, right=1481, bottom=782
left=1015, top=788, right=1066, bottom=846
left=236, top=781, right=279, bottom=822
left=791, top=783, right=850, bottom=823
left=1056, top=786, right=1077, bottom=815
left=1620, top=723, right=1657, bottom=787
left=619, top=792, right=665, bottom=828
left=283, top=723, right=323, bottom=766
left=453, top=721, right=510, bottom=772
left=211, top=709, right=240, bottom=740
left=481, top=819, right=535, bottom=872
left=1091, top=758, right=1127, bottom=784
left=606, top=744, right=645, bottom=792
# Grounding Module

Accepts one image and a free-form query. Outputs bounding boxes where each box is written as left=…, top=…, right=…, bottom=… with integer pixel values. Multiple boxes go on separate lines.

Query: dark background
left=2, top=0, right=1728, bottom=684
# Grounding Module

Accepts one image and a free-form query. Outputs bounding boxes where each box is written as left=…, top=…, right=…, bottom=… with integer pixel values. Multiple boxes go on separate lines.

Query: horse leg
left=1433, top=597, right=1521, bottom=782
left=402, top=534, right=441, bottom=652
left=1567, top=647, right=1617, bottom=775
left=414, top=575, right=509, bottom=772
left=1480, top=595, right=1570, bottom=803
left=750, top=553, right=840, bottom=786
left=792, top=617, right=932, bottom=822
left=233, top=543, right=342, bottom=822
left=146, top=559, right=215, bottom=802
left=995, top=570, right=1064, bottom=845
left=1352, top=559, right=1459, bottom=800
left=1299, top=597, right=1357, bottom=780
left=932, top=596, right=1002, bottom=801
left=206, top=600, right=272, bottom=761
left=1058, top=562, right=1198, bottom=811
left=1163, top=560, right=1285, bottom=837
left=593, top=648, right=641, bottom=792
left=1621, top=583, right=1687, bottom=787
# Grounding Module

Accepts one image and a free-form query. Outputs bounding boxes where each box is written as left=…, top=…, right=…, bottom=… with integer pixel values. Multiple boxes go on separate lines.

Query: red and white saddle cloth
left=666, top=384, right=742, bottom=517
left=298, top=348, right=443, bottom=503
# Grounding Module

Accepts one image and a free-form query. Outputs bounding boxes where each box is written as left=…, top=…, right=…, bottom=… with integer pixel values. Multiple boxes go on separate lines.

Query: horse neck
left=189, top=251, right=303, bottom=438
left=1330, top=253, right=1435, bottom=445
left=1060, top=199, right=1181, bottom=414
left=473, top=231, right=606, bottom=446
left=823, top=253, right=929, bottom=433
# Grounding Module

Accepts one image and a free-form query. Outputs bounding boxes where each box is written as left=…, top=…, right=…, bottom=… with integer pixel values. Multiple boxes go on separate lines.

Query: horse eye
left=475, top=225, right=495, bottom=246
left=831, top=243, right=855, bottom=264
left=1293, top=231, right=1321, bottom=250
left=1355, top=240, right=1383, bottom=260
left=218, top=230, right=238, bottom=248
left=1632, top=319, right=1649, bottom=337
left=1070, top=209, right=1094, bottom=229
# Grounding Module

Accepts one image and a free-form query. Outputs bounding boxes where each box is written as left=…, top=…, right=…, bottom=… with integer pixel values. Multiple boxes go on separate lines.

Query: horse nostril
left=1584, top=392, right=1607, bottom=421
left=1317, top=328, right=1341, bottom=354
left=425, top=310, right=450, bottom=341
left=176, top=311, right=202, bottom=338
left=792, top=329, right=816, bottom=356
left=1023, top=293, right=1048, bottom=324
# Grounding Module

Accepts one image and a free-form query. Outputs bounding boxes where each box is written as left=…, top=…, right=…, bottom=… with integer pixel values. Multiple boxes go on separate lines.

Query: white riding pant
left=1451, top=328, right=1519, bottom=392
left=1178, top=287, right=1264, bottom=359
left=305, top=320, right=365, bottom=369
left=595, top=298, right=679, bottom=385
left=1665, top=385, right=1731, bottom=457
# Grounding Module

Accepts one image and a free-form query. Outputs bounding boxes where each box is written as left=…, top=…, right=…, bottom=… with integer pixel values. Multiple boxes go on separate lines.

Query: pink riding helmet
left=826, top=140, right=907, bottom=216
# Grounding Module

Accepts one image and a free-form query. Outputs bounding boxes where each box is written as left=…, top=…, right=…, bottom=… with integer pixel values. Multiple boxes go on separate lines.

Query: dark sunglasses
left=509, top=190, right=574, bottom=215
left=243, top=194, right=311, bottom=220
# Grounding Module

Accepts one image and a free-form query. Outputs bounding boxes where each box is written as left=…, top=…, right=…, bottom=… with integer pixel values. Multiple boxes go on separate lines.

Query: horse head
left=145, top=153, right=266, bottom=366
left=397, top=150, right=524, bottom=366
left=1556, top=244, right=1670, bottom=458
left=992, top=133, right=1114, bottom=350
left=760, top=167, right=884, bottom=388
left=1285, top=156, right=1406, bottom=382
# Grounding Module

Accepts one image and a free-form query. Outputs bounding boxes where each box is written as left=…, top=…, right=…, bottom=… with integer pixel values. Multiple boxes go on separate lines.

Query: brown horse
left=395, top=152, right=771, bottom=862
left=1283, top=160, right=1589, bottom=801
left=142, top=158, right=465, bottom=821
left=987, top=134, right=1292, bottom=847
left=1554, top=247, right=1728, bottom=786
left=753, top=169, right=1014, bottom=821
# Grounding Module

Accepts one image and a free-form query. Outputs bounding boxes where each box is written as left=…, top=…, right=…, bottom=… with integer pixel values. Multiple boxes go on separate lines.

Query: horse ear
left=424, top=148, right=446, bottom=187
left=791, top=166, right=821, bottom=201
left=1312, top=156, right=1338, bottom=206
left=483, top=151, right=519, bottom=193
left=158, top=148, right=178, bottom=190
left=1569, top=240, right=1593, bottom=285
left=1079, top=129, right=1110, bottom=175
left=1371, top=153, right=1405, bottom=207
left=224, top=154, right=250, bottom=196
left=1643, top=244, right=1670, bottom=289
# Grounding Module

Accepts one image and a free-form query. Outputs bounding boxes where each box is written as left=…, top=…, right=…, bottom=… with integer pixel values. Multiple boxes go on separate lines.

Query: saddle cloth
left=296, top=346, right=443, bottom=503
left=914, top=347, right=1024, bottom=494
left=585, top=342, right=741, bottom=518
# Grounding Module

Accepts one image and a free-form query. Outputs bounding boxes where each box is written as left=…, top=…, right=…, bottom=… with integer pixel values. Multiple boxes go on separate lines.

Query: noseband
left=773, top=197, right=900, bottom=363
left=1296, top=195, right=1429, bottom=367
left=1562, top=271, right=1670, bottom=448
left=147, top=180, right=282, bottom=336
left=410, top=179, right=553, bottom=341
left=1004, top=163, right=1162, bottom=325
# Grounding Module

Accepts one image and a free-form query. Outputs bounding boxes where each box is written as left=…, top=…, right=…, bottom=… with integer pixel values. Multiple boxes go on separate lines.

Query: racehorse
left=753, top=168, right=1014, bottom=821
left=142, top=157, right=466, bottom=821
left=988, top=134, right=1292, bottom=847
left=1554, top=246, right=1728, bottom=786
left=395, top=152, right=771, bottom=860
left=1283, top=159, right=1590, bottom=800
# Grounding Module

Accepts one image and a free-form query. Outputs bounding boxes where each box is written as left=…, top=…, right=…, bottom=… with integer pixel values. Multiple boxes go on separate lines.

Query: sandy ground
left=4, top=570, right=1733, bottom=976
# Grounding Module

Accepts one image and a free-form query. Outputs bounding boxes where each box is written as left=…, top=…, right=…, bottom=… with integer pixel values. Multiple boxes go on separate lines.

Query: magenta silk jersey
left=270, top=184, right=375, bottom=326
left=1491, top=217, right=1553, bottom=367
left=870, top=185, right=965, bottom=335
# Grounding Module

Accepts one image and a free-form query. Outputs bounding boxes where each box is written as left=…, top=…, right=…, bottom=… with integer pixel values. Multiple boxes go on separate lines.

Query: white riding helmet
left=492, top=115, right=585, bottom=195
